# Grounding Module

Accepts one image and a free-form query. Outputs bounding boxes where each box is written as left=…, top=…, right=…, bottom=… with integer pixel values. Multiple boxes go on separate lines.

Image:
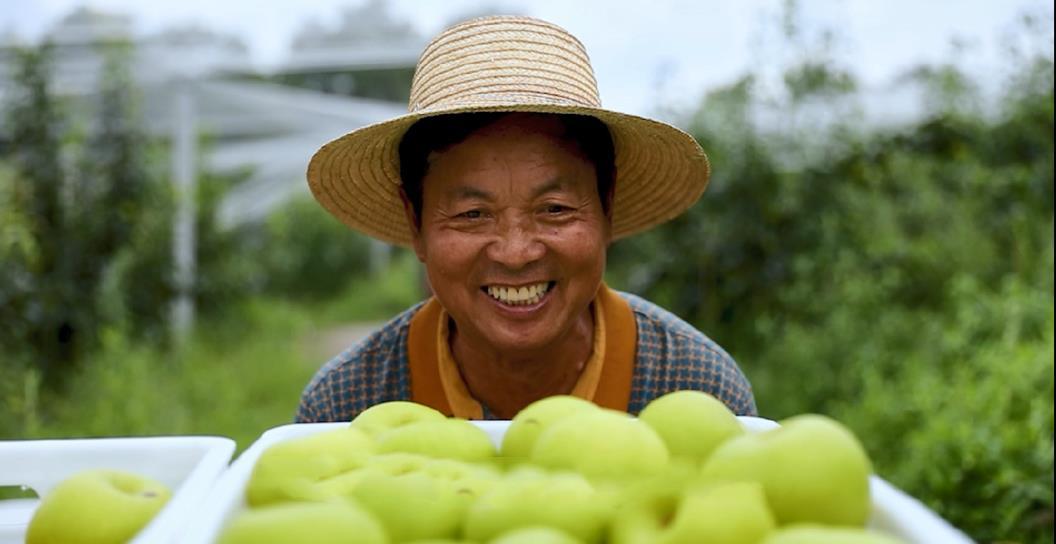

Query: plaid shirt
left=296, top=291, right=757, bottom=422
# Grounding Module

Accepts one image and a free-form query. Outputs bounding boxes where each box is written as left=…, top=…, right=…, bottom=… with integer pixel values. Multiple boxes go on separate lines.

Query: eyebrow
left=449, top=186, right=493, bottom=201
left=529, top=178, right=568, bottom=199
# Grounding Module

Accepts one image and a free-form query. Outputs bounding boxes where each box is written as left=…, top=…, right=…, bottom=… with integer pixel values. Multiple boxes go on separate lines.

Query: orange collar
left=407, top=284, right=637, bottom=417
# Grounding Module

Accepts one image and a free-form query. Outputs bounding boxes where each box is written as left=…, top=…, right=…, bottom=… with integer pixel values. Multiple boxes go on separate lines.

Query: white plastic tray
left=0, top=435, right=235, bottom=544
left=186, top=418, right=974, bottom=544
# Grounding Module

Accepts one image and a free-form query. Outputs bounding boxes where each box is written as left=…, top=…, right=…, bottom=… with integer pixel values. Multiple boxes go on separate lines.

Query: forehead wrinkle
left=447, top=185, right=494, bottom=201
left=527, top=177, right=569, bottom=199
left=459, top=176, right=579, bottom=202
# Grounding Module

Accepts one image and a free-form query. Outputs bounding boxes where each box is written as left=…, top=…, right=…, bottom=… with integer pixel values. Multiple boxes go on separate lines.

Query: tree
left=2, top=44, right=75, bottom=380
left=0, top=42, right=167, bottom=384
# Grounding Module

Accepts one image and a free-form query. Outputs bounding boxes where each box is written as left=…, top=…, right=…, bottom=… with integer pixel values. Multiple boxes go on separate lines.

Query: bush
left=0, top=43, right=176, bottom=379
left=839, top=276, right=1054, bottom=543
left=1, top=298, right=319, bottom=450
left=317, top=248, right=424, bottom=323
left=1, top=258, right=425, bottom=449
left=254, top=197, right=374, bottom=300
left=606, top=16, right=1053, bottom=542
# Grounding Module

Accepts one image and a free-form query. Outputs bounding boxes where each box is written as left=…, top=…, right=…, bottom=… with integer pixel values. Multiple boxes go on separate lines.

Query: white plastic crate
left=0, top=435, right=235, bottom=544
left=186, top=418, right=974, bottom=544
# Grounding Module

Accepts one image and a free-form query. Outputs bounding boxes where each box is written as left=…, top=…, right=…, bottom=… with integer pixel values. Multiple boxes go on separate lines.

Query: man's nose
left=486, top=218, right=545, bottom=269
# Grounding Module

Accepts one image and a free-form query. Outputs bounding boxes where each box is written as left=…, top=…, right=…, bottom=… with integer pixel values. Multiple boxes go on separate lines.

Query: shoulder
left=616, top=291, right=758, bottom=416
left=296, top=301, right=424, bottom=422
left=619, top=291, right=722, bottom=348
left=618, top=291, right=733, bottom=364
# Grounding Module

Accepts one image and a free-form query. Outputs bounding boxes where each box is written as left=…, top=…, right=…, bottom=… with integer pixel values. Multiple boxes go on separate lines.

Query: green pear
left=464, top=470, right=610, bottom=544
left=306, top=452, right=416, bottom=497
left=419, top=457, right=502, bottom=508
left=350, top=468, right=465, bottom=542
left=500, top=395, right=598, bottom=464
left=612, top=481, right=775, bottom=544
left=365, top=452, right=500, bottom=497
left=638, top=390, right=744, bottom=464
left=216, top=501, right=387, bottom=544
left=762, top=524, right=906, bottom=544
left=420, top=457, right=501, bottom=482
left=700, top=414, right=872, bottom=526
left=315, top=455, right=498, bottom=540
left=490, top=526, right=584, bottom=544
left=26, top=469, right=171, bottom=544
left=530, top=409, right=670, bottom=481
left=350, top=400, right=447, bottom=438
left=246, top=426, right=375, bottom=506
left=365, top=451, right=433, bottom=474
left=311, top=467, right=371, bottom=498
left=314, top=452, right=477, bottom=501
left=376, top=418, right=496, bottom=463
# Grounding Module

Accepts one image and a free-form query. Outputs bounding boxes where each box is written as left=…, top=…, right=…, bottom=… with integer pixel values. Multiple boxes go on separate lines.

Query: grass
left=1, top=253, right=424, bottom=454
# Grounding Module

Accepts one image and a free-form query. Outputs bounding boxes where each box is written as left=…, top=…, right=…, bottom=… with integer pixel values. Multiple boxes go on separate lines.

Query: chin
left=486, top=327, right=558, bottom=354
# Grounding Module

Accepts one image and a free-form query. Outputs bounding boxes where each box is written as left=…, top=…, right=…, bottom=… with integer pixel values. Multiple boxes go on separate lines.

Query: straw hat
left=307, top=15, right=710, bottom=247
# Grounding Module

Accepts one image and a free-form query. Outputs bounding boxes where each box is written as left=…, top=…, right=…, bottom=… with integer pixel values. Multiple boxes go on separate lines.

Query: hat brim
left=307, top=103, right=710, bottom=247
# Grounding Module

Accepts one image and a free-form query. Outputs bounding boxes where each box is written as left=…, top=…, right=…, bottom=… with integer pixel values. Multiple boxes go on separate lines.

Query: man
left=297, top=15, right=756, bottom=422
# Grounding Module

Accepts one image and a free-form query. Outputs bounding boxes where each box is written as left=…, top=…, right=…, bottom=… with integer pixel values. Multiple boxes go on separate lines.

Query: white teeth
left=486, top=282, right=550, bottom=305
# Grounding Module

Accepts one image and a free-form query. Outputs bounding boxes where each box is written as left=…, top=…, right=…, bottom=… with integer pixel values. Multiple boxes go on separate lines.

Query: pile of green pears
left=219, top=391, right=904, bottom=544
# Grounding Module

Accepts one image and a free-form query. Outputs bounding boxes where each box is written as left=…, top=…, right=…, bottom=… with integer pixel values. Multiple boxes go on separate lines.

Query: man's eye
left=545, top=205, right=570, bottom=214
left=458, top=210, right=483, bottom=219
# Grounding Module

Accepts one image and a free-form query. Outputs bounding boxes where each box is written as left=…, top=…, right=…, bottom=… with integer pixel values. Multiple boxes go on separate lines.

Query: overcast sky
left=2, top=0, right=1053, bottom=116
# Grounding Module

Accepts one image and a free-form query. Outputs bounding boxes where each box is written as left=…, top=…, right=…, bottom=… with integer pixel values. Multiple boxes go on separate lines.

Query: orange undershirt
left=407, top=283, right=638, bottom=418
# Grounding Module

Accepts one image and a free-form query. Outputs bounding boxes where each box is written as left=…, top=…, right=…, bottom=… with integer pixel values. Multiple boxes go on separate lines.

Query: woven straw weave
left=308, top=16, right=710, bottom=247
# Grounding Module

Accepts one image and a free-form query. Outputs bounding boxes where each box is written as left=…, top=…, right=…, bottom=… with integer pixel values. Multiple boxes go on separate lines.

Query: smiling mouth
left=482, top=281, right=554, bottom=306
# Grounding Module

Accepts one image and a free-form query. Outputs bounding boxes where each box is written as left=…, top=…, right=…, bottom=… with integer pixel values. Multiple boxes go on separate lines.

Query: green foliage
left=191, top=168, right=257, bottom=316
left=0, top=43, right=314, bottom=371
left=82, top=42, right=150, bottom=258
left=0, top=273, right=422, bottom=450
left=254, top=197, right=373, bottom=300
left=317, top=248, right=424, bottom=323
left=2, top=8, right=1051, bottom=542
left=0, top=43, right=176, bottom=381
left=607, top=13, right=1054, bottom=543
left=1, top=44, right=75, bottom=377
left=0, top=298, right=316, bottom=451
left=839, top=276, right=1054, bottom=543
left=0, top=39, right=399, bottom=410
left=0, top=164, right=40, bottom=357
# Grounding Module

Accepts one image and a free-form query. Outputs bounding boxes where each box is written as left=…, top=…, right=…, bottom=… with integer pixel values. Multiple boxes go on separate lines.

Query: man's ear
left=398, top=186, right=427, bottom=262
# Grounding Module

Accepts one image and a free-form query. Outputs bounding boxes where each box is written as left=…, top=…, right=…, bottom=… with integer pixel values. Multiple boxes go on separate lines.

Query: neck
left=450, top=305, right=595, bottom=419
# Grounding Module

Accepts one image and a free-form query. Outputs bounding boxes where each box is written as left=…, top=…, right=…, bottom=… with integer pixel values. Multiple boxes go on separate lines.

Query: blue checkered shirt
left=297, top=291, right=757, bottom=422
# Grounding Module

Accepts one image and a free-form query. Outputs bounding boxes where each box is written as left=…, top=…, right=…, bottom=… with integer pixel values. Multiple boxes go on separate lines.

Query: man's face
left=410, top=114, right=611, bottom=355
